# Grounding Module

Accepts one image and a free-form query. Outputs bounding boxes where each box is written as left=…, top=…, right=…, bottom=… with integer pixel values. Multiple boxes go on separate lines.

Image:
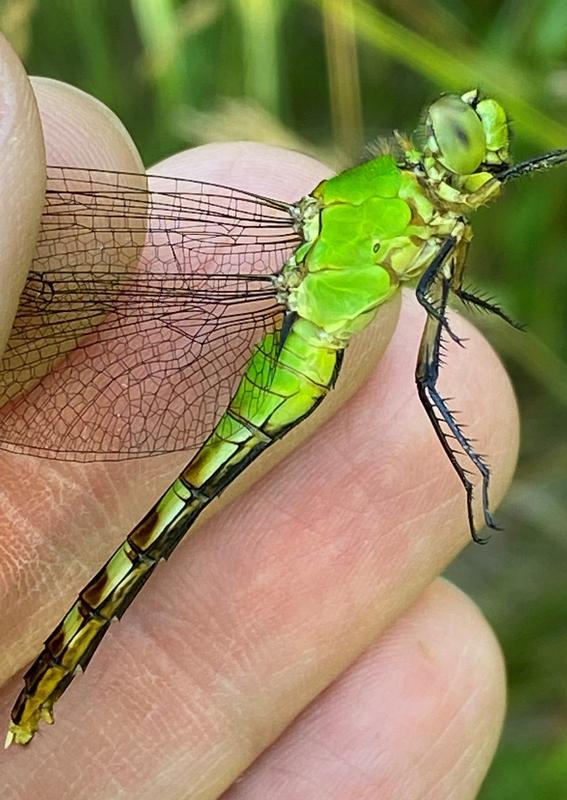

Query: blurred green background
left=2, top=0, right=566, bottom=795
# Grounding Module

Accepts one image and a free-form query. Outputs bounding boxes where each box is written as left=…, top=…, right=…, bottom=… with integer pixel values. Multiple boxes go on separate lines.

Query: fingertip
left=392, top=577, right=507, bottom=795
left=224, top=577, right=506, bottom=800
left=30, top=77, right=143, bottom=172
left=0, top=34, right=45, bottom=353
left=416, top=577, right=507, bottom=728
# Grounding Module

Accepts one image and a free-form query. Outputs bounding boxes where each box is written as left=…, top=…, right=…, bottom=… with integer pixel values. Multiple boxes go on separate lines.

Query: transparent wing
left=0, top=166, right=301, bottom=460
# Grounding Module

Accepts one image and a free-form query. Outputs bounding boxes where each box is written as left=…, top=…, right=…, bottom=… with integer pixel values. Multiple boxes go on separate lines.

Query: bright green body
left=10, top=154, right=440, bottom=744
left=11, top=88, right=565, bottom=745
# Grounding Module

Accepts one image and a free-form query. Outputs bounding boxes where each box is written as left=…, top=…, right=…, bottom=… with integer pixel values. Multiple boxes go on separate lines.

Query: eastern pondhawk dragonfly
left=3, top=89, right=566, bottom=746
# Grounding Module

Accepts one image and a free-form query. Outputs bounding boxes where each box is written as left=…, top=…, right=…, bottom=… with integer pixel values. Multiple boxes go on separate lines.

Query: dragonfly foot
left=484, top=508, right=503, bottom=531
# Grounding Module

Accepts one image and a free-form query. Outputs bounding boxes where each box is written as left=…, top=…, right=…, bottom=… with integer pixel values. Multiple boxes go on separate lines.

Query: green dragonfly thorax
left=278, top=91, right=519, bottom=350
left=281, top=154, right=441, bottom=348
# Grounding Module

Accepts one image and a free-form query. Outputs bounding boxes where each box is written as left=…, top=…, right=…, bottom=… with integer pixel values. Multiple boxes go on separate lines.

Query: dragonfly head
left=424, top=90, right=511, bottom=175
left=411, top=89, right=512, bottom=208
left=411, top=90, right=567, bottom=208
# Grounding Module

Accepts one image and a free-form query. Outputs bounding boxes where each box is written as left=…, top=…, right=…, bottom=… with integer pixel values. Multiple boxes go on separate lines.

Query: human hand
left=0, top=34, right=517, bottom=799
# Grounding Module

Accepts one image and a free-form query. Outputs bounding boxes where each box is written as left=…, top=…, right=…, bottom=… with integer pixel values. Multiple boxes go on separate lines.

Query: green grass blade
left=231, top=0, right=283, bottom=115
left=308, top=0, right=567, bottom=148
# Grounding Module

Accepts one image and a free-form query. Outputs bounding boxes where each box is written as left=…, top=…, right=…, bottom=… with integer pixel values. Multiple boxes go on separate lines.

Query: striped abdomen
left=8, top=324, right=342, bottom=745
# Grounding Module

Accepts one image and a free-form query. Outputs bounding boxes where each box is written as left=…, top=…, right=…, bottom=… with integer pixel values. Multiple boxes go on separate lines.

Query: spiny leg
left=453, top=286, right=526, bottom=331
left=444, top=229, right=525, bottom=332
left=415, top=238, right=500, bottom=543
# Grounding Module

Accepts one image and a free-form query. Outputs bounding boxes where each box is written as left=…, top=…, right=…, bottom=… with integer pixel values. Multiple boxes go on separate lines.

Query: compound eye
left=428, top=95, right=486, bottom=174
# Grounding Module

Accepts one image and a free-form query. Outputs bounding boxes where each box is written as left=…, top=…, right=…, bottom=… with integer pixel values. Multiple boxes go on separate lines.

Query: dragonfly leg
left=453, top=286, right=526, bottom=331
left=415, top=236, right=466, bottom=346
left=415, top=238, right=499, bottom=543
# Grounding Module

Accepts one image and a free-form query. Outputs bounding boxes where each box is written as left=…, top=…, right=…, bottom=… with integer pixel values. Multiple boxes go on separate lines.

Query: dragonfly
left=3, top=89, right=566, bottom=747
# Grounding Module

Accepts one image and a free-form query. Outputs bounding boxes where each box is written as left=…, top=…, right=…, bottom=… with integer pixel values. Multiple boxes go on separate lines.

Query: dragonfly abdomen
left=7, top=322, right=342, bottom=746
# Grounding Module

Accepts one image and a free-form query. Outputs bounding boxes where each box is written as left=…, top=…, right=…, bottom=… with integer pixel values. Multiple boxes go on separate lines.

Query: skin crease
left=0, top=37, right=519, bottom=800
